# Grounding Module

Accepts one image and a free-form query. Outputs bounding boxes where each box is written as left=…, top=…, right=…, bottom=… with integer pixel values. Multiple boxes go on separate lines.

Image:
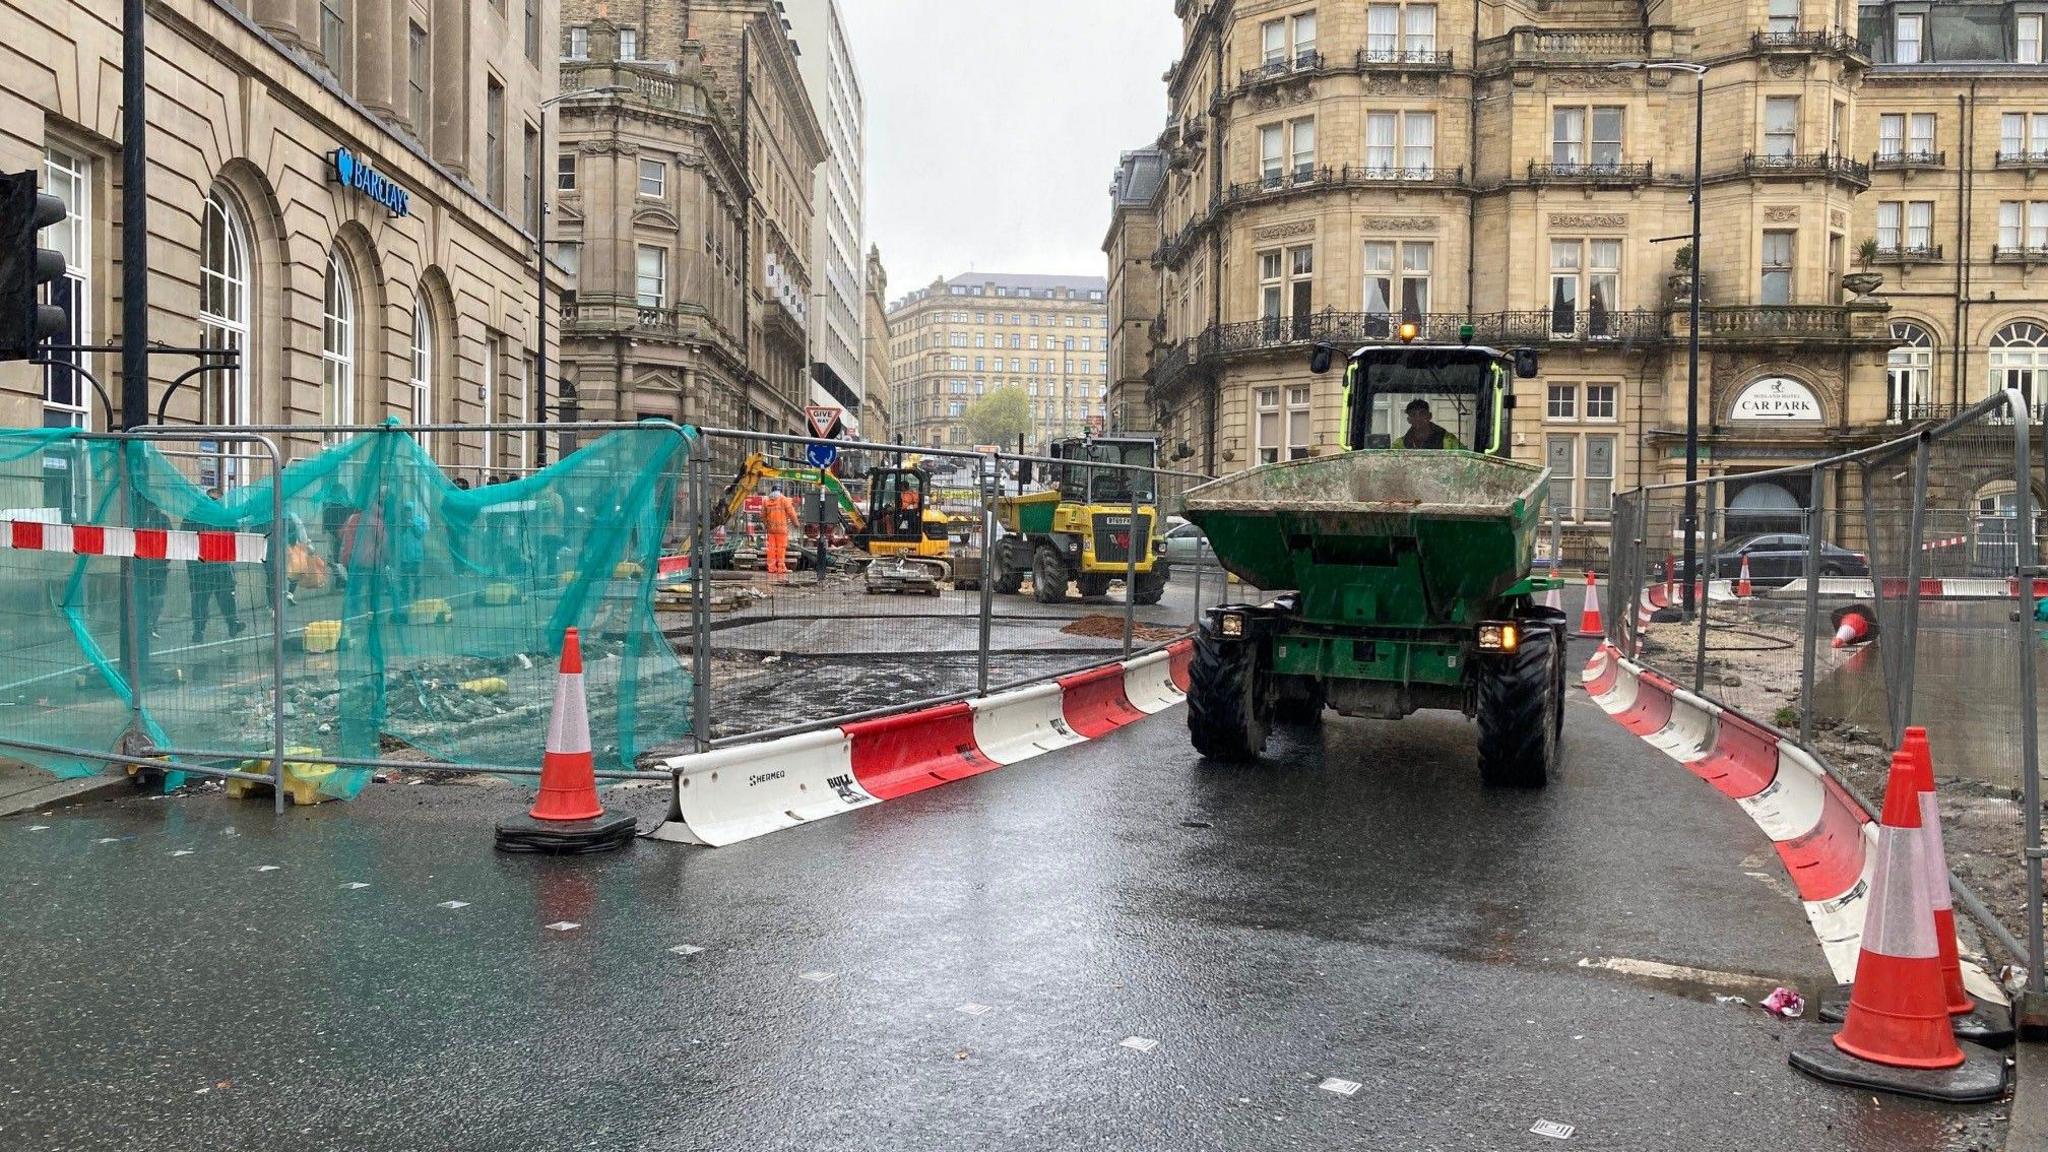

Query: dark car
left=1673, top=534, right=1869, bottom=585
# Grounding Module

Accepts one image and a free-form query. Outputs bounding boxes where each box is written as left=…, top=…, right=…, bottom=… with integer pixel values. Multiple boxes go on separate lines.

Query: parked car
left=1672, top=534, right=1870, bottom=585
left=1159, top=517, right=1217, bottom=566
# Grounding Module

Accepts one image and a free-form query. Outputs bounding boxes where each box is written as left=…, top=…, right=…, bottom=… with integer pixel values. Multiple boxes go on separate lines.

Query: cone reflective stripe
left=530, top=627, right=604, bottom=823
left=1737, top=554, right=1755, bottom=599
left=1543, top=582, right=1563, bottom=612
left=1831, top=751, right=1965, bottom=1071
left=1576, top=571, right=1604, bottom=637
left=1665, top=553, right=1677, bottom=603
left=1833, top=614, right=1870, bottom=648
left=1904, top=727, right=1976, bottom=1018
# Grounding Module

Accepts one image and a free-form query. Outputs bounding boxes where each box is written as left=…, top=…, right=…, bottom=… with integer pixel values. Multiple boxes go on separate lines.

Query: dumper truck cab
left=993, top=436, right=1169, bottom=605
left=1183, top=337, right=1565, bottom=786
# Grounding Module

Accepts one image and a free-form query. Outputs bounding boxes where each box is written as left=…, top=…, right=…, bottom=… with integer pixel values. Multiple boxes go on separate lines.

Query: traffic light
left=0, top=170, right=69, bottom=361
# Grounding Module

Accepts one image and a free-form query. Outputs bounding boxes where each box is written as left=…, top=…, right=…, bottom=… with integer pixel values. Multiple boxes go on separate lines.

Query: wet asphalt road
left=0, top=640, right=2010, bottom=1151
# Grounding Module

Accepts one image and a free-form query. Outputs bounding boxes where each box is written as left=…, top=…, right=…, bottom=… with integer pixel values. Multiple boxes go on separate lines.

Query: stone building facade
left=886, top=273, right=1111, bottom=451
left=555, top=1, right=825, bottom=437
left=1106, top=149, right=1168, bottom=440
left=786, top=0, right=870, bottom=435
left=3, top=0, right=556, bottom=478
left=1129, top=0, right=2048, bottom=560
left=863, top=245, right=892, bottom=443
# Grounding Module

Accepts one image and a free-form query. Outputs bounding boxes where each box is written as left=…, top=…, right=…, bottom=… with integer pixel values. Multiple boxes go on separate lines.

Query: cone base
left=1819, top=983, right=2016, bottom=1049
left=1790, top=1034, right=2008, bottom=1104
left=494, top=811, right=638, bottom=855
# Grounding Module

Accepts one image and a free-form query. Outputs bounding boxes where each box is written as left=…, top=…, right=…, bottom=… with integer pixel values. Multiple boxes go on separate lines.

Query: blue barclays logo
left=330, top=148, right=411, bottom=218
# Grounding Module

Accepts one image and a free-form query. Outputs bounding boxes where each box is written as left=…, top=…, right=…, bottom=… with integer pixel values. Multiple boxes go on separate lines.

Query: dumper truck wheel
left=1032, top=546, right=1070, bottom=604
left=1476, top=629, right=1558, bottom=788
left=1273, top=680, right=1325, bottom=727
left=1188, top=626, right=1267, bottom=762
left=1131, top=570, right=1168, bottom=606
left=1077, top=574, right=1113, bottom=598
left=993, top=556, right=1025, bottom=595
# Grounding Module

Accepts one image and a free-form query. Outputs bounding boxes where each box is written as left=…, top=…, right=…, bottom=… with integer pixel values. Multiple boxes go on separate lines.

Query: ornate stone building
left=2, top=0, right=556, bottom=477
left=863, top=245, right=892, bottom=443
left=1127, top=0, right=2047, bottom=559
left=886, top=273, right=1110, bottom=451
left=555, top=1, right=825, bottom=436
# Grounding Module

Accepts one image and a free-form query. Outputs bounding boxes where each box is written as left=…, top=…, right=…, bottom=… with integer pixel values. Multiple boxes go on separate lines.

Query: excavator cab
left=863, top=468, right=938, bottom=544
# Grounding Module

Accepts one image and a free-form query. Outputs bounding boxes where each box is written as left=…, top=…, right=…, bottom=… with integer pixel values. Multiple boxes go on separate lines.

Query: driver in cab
left=1401, top=399, right=1464, bottom=450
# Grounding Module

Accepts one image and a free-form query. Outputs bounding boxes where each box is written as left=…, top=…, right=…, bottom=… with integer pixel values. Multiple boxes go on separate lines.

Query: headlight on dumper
left=1220, top=612, right=1246, bottom=638
left=1477, top=622, right=1519, bottom=653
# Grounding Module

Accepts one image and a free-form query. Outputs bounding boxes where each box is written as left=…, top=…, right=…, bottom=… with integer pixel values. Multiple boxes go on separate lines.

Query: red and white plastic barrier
left=1768, top=577, right=2026, bottom=601
left=1584, top=644, right=1878, bottom=981
left=653, top=639, right=1194, bottom=848
left=1, top=516, right=267, bottom=564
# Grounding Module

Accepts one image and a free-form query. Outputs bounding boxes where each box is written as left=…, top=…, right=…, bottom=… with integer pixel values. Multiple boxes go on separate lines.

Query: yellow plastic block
left=560, top=570, right=579, bottom=586
left=612, top=561, right=645, bottom=579
left=407, top=598, right=454, bottom=624
left=225, top=747, right=337, bottom=806
left=482, top=582, right=524, bottom=606
left=304, top=619, right=344, bottom=653
left=460, top=677, right=509, bottom=696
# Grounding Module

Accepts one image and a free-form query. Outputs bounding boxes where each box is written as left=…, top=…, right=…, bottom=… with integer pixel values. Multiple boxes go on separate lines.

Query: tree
left=964, top=386, right=1032, bottom=448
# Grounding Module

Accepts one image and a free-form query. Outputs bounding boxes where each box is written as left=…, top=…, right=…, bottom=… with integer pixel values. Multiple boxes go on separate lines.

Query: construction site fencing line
left=0, top=419, right=1222, bottom=808
left=1601, top=387, right=2045, bottom=1006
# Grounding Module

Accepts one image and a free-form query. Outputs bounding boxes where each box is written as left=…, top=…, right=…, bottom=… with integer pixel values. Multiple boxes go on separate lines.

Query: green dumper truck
left=1182, top=339, right=1566, bottom=786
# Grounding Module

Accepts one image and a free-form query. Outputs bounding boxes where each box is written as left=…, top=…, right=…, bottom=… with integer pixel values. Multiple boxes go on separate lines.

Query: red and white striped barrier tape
left=0, top=517, right=267, bottom=564
left=652, top=640, right=1195, bottom=847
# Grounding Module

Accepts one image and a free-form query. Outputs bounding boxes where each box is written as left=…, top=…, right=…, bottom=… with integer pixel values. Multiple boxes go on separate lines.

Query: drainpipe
left=1957, top=80, right=1974, bottom=405
left=1953, top=82, right=1976, bottom=408
left=1206, top=6, right=1225, bottom=477
left=740, top=30, right=754, bottom=426
left=1466, top=0, right=1481, bottom=316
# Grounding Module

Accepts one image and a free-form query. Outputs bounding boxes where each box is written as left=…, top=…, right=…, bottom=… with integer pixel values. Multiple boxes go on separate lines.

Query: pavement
left=0, top=639, right=2018, bottom=1151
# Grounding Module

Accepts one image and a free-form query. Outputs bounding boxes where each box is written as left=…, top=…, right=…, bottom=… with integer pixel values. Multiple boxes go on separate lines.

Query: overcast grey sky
left=838, top=0, right=1182, bottom=302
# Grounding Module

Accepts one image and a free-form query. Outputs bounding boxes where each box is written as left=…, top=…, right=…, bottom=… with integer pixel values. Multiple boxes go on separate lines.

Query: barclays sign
left=330, top=147, right=411, bottom=218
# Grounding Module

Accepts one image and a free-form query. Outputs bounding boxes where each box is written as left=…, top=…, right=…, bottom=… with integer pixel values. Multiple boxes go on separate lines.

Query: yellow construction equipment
left=716, top=452, right=953, bottom=593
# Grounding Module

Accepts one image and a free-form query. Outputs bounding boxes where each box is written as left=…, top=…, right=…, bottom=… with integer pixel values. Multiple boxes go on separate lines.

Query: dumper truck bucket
left=1183, top=451, right=1548, bottom=628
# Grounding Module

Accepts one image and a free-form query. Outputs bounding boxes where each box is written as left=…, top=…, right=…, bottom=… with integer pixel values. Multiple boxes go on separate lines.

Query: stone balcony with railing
left=1474, top=26, right=1686, bottom=70
left=1871, top=149, right=1945, bottom=172
left=1751, top=28, right=1868, bottom=59
left=558, top=59, right=739, bottom=138
left=1737, top=152, right=1872, bottom=188
left=1525, top=160, right=1656, bottom=186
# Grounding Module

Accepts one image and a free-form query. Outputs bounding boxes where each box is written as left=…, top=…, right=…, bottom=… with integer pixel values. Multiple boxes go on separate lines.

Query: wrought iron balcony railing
left=1526, top=160, right=1654, bottom=184
left=1740, top=152, right=1872, bottom=185
left=1996, top=150, right=2048, bottom=169
left=1992, top=244, right=2048, bottom=264
left=1751, top=29, right=1867, bottom=57
left=1222, top=164, right=1468, bottom=209
left=1356, top=46, right=1454, bottom=68
left=1872, top=149, right=1945, bottom=170
left=1240, top=51, right=1323, bottom=88
left=1871, top=244, right=1943, bottom=264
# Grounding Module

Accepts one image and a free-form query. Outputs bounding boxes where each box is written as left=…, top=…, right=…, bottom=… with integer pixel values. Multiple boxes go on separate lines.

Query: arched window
left=322, top=249, right=355, bottom=433
left=200, top=189, right=252, bottom=484
left=409, top=300, right=434, bottom=457
left=1887, top=321, right=1934, bottom=424
left=1989, top=321, right=2048, bottom=413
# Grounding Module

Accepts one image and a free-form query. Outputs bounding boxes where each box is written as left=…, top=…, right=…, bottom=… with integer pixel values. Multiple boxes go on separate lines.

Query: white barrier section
left=653, top=728, right=876, bottom=848
left=1802, top=825, right=1879, bottom=984
left=1733, top=746, right=1826, bottom=842
left=1645, top=692, right=1721, bottom=764
left=1122, top=650, right=1186, bottom=716
left=1582, top=647, right=1612, bottom=685
left=970, top=682, right=1089, bottom=766
left=1591, top=663, right=1640, bottom=715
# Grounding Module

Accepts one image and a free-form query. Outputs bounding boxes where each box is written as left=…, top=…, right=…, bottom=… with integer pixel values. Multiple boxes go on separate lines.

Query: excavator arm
left=715, top=452, right=867, bottom=533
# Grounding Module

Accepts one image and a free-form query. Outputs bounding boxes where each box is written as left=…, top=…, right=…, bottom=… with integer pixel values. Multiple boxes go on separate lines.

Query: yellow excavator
left=716, top=452, right=953, bottom=594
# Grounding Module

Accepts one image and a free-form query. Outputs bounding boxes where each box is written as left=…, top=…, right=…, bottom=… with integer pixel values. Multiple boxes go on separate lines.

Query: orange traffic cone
left=1575, top=571, right=1603, bottom=638
left=1736, top=553, right=1754, bottom=599
left=1790, top=751, right=2007, bottom=1102
left=494, top=627, right=638, bottom=854
left=1830, top=604, right=1877, bottom=648
left=1664, top=553, right=1677, bottom=604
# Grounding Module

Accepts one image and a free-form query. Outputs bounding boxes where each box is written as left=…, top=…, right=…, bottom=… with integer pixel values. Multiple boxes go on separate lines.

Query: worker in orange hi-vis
left=761, top=485, right=800, bottom=578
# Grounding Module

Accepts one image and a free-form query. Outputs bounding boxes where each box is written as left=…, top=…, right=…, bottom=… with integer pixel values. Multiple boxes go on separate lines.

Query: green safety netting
left=0, top=423, right=695, bottom=798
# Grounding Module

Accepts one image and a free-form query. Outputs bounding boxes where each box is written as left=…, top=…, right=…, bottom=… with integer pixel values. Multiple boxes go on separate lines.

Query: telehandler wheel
left=1188, top=625, right=1267, bottom=762
left=1273, top=680, right=1326, bottom=727
left=1076, top=574, right=1114, bottom=599
left=1476, top=627, right=1559, bottom=788
left=1130, top=571, right=1168, bottom=606
left=1032, top=545, right=1070, bottom=604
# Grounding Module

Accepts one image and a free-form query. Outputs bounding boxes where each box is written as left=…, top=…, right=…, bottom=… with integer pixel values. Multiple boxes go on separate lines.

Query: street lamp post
left=1614, top=60, right=1709, bottom=618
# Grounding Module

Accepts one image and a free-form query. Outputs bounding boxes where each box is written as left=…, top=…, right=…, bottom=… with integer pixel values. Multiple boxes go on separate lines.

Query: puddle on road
left=1808, top=601, right=2041, bottom=786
